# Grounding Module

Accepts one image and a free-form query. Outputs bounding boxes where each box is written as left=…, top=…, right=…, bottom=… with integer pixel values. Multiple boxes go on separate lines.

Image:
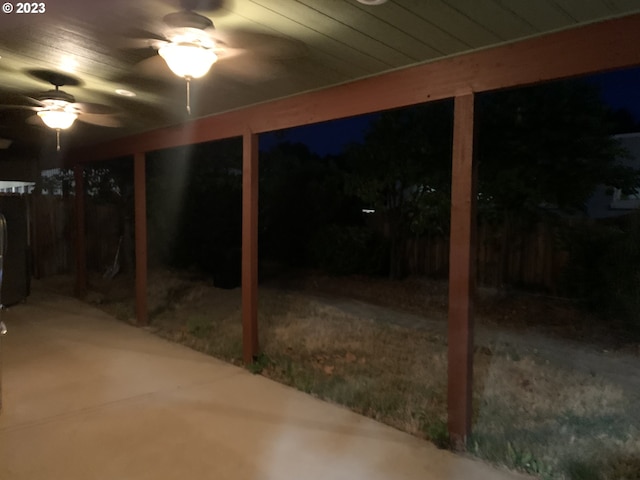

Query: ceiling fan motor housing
left=163, top=11, right=213, bottom=30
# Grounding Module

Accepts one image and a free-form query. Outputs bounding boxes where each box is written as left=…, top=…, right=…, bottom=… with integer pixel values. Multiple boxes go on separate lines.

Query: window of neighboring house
left=610, top=187, right=640, bottom=210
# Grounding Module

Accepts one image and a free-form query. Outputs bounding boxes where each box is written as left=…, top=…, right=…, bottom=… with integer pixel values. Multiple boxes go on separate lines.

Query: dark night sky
left=588, top=67, right=640, bottom=121
left=260, top=113, right=377, bottom=157
left=261, top=67, right=640, bottom=157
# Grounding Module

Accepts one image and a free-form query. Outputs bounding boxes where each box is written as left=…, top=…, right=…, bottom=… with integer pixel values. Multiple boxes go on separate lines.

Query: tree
left=344, top=100, right=454, bottom=278
left=146, top=138, right=243, bottom=283
left=259, top=142, right=359, bottom=266
left=607, top=107, right=640, bottom=134
left=344, top=79, right=639, bottom=282
left=477, top=80, right=638, bottom=218
left=476, top=80, right=640, bottom=285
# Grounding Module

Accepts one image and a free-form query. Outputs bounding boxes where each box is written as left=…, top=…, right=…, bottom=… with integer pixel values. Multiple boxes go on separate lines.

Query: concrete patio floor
left=0, top=289, right=529, bottom=480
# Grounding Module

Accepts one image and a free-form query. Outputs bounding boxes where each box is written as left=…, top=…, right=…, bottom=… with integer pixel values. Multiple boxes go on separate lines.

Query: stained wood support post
left=73, top=164, right=87, bottom=298
left=30, top=193, right=41, bottom=279
left=242, top=129, right=259, bottom=364
left=134, top=152, right=148, bottom=326
left=447, top=93, right=477, bottom=448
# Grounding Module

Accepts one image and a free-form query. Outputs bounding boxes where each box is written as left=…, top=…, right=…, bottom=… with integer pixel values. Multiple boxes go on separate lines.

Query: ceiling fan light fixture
left=37, top=109, right=78, bottom=130
left=159, top=42, right=218, bottom=79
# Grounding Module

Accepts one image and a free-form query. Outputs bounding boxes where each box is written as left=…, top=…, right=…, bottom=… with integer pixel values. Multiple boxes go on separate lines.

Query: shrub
left=560, top=214, right=640, bottom=336
left=309, top=224, right=389, bottom=276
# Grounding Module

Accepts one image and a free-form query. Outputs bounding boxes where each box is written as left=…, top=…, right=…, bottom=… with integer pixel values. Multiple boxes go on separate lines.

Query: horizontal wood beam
left=67, top=14, right=640, bottom=163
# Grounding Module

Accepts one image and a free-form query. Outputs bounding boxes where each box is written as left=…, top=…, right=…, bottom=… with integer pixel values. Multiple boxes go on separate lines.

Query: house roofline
left=613, top=132, right=640, bottom=139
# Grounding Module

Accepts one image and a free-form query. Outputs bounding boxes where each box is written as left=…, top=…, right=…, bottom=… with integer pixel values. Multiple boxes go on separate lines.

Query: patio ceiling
left=1, top=0, right=639, bottom=174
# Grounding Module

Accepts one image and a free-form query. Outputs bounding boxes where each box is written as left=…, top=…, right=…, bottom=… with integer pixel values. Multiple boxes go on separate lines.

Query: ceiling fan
left=0, top=70, right=121, bottom=151
left=118, top=0, right=306, bottom=114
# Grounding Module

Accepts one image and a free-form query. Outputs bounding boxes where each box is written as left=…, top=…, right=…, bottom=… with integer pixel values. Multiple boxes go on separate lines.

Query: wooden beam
left=134, top=152, right=148, bottom=326
left=447, top=93, right=477, bottom=448
left=242, top=129, right=259, bottom=364
left=73, top=164, right=87, bottom=298
left=67, top=14, right=640, bottom=163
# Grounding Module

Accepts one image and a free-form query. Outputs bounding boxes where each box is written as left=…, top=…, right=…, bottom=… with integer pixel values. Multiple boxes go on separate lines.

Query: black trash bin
left=0, top=319, right=6, bottom=413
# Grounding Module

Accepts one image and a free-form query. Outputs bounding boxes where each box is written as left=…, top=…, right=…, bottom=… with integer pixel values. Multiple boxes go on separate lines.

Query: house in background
left=586, top=132, right=640, bottom=218
left=0, top=182, right=34, bottom=194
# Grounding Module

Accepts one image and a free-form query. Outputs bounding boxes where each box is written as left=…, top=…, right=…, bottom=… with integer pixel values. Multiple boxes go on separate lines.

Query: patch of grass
left=472, top=351, right=639, bottom=480
left=505, top=442, right=554, bottom=479
left=247, top=353, right=272, bottom=374
left=186, top=314, right=213, bottom=339
left=254, top=290, right=450, bottom=439
left=100, top=301, right=134, bottom=323
left=564, top=459, right=602, bottom=480
left=558, top=412, right=628, bottom=441
left=605, top=455, right=640, bottom=480
left=422, top=418, right=450, bottom=449
left=563, top=453, right=640, bottom=480
left=471, top=435, right=555, bottom=479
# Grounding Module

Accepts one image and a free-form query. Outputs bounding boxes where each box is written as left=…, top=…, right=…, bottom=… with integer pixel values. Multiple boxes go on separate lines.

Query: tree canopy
left=477, top=80, right=638, bottom=219
left=343, top=79, right=640, bottom=278
left=344, top=100, right=454, bottom=277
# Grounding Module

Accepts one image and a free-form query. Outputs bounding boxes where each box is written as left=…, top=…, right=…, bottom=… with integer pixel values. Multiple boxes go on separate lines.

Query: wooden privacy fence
left=404, top=221, right=567, bottom=291
left=32, top=194, right=74, bottom=277
left=32, top=192, right=568, bottom=290
left=32, top=194, right=121, bottom=277
left=85, top=201, right=123, bottom=273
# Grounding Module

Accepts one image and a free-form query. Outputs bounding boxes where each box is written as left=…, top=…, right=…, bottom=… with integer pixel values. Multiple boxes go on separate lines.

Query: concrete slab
left=0, top=290, right=528, bottom=480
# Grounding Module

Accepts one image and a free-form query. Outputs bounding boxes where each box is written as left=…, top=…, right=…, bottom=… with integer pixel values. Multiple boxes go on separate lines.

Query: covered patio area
left=0, top=0, right=638, bottom=447
left=0, top=286, right=527, bottom=480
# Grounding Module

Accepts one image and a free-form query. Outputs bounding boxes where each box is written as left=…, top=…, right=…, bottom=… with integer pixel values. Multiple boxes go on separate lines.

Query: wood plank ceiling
left=0, top=0, right=639, bottom=174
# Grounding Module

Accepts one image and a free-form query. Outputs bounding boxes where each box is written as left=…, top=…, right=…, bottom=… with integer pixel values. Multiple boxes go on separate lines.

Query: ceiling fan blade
left=0, top=105, right=40, bottom=111
left=75, top=102, right=118, bottom=115
left=77, top=114, right=123, bottom=128
left=110, top=27, right=167, bottom=48
left=25, top=114, right=44, bottom=126
left=215, top=52, right=284, bottom=83
left=100, top=27, right=167, bottom=62
left=119, top=38, right=167, bottom=52
left=212, top=29, right=307, bottom=60
left=23, top=96, right=46, bottom=107
left=0, top=91, right=45, bottom=109
left=180, top=0, right=229, bottom=13
left=137, top=55, right=182, bottom=82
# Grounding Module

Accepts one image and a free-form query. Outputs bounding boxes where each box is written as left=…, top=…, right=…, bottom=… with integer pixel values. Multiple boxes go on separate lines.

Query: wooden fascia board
left=67, top=13, right=640, bottom=163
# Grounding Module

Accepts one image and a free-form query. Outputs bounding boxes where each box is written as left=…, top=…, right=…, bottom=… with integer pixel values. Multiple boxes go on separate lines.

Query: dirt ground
left=37, top=269, right=640, bottom=479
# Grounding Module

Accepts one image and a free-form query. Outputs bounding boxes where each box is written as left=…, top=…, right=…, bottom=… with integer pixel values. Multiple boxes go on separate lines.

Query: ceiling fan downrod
left=186, top=76, right=192, bottom=115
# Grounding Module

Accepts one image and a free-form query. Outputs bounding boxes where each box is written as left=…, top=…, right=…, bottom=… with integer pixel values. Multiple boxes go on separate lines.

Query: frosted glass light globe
left=159, top=43, right=218, bottom=79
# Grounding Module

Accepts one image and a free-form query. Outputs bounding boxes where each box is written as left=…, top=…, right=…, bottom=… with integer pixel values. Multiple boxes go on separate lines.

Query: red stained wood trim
left=242, top=129, right=259, bottom=364
left=448, top=93, right=477, bottom=448
left=67, top=14, right=640, bottom=163
left=73, top=164, right=87, bottom=298
left=134, top=152, right=148, bottom=326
